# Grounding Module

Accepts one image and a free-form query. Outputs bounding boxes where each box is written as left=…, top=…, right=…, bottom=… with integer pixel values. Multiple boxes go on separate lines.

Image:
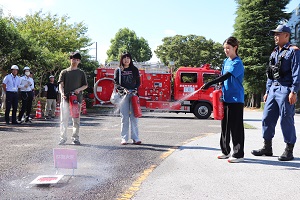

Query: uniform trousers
left=221, top=102, right=245, bottom=158
left=18, top=91, right=34, bottom=121
left=262, top=85, right=296, bottom=144
left=5, top=91, right=19, bottom=123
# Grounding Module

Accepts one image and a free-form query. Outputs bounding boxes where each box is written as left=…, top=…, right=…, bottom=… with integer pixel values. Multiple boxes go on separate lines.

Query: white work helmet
left=23, top=66, right=30, bottom=71
left=11, top=65, right=19, bottom=70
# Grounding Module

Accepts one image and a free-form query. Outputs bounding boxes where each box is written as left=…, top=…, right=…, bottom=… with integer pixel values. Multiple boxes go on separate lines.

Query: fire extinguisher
left=132, top=94, right=142, bottom=118
left=212, top=89, right=224, bottom=120
left=69, top=92, right=80, bottom=118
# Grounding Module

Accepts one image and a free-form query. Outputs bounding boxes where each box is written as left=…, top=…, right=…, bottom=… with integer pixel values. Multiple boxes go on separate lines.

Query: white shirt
left=19, top=75, right=34, bottom=92
left=3, top=73, right=21, bottom=92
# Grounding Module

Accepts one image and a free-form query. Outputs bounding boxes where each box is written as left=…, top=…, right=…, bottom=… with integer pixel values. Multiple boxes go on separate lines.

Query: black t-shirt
left=114, top=66, right=140, bottom=89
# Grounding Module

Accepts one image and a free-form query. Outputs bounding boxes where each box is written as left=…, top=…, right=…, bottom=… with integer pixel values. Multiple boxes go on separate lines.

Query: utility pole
left=95, top=42, right=98, bottom=61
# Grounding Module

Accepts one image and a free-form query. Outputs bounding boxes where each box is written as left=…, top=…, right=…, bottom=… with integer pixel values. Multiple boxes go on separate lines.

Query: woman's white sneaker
left=217, top=153, right=231, bottom=159
left=121, top=139, right=127, bottom=145
left=228, top=157, right=244, bottom=163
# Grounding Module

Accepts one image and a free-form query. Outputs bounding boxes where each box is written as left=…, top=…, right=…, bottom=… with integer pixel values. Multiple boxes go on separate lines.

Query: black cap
left=70, top=52, right=81, bottom=60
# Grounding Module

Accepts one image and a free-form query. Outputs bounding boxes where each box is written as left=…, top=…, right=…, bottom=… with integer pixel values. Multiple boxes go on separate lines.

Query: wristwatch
left=292, top=91, right=297, bottom=94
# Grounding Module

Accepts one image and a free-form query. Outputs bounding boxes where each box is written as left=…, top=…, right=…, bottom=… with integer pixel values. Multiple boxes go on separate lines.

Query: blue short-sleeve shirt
left=221, top=57, right=245, bottom=103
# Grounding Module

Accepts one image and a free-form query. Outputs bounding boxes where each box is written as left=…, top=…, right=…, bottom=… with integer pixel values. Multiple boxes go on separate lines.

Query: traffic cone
left=55, top=103, right=60, bottom=117
left=81, top=99, right=87, bottom=115
left=35, top=101, right=42, bottom=119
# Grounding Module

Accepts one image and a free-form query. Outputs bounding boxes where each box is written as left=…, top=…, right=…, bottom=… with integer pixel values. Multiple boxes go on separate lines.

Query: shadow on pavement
left=78, top=143, right=176, bottom=152
left=243, top=118, right=262, bottom=122
left=244, top=157, right=300, bottom=169
left=77, top=143, right=220, bottom=153
left=179, top=145, right=220, bottom=151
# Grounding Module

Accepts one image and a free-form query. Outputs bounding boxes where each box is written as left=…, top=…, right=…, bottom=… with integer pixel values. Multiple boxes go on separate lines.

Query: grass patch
left=244, top=123, right=256, bottom=129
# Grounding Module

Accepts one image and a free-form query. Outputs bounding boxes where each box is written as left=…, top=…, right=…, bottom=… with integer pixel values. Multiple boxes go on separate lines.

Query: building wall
left=287, top=3, right=300, bottom=45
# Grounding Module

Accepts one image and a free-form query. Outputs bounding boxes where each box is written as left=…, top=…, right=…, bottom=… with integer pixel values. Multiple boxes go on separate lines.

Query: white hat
left=23, top=66, right=30, bottom=71
left=11, top=65, right=19, bottom=70
left=49, top=75, right=54, bottom=78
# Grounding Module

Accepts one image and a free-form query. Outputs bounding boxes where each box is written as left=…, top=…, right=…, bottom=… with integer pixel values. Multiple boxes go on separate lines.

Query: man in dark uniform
left=252, top=25, right=300, bottom=161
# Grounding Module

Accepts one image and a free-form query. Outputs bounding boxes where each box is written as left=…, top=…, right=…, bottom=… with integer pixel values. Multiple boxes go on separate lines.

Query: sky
left=1, top=0, right=299, bottom=64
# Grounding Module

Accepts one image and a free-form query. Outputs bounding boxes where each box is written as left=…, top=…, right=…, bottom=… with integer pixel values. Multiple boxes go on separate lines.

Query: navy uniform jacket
left=266, top=42, right=300, bottom=94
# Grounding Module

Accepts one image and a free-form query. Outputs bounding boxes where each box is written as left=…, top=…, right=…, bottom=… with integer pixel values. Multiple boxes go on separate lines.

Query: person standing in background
left=18, top=66, right=34, bottom=123
left=2, top=65, right=21, bottom=125
left=44, top=75, right=58, bottom=119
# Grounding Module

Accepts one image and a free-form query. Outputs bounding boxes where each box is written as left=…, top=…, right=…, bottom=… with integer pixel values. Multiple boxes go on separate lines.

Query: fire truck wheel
left=193, top=102, right=212, bottom=119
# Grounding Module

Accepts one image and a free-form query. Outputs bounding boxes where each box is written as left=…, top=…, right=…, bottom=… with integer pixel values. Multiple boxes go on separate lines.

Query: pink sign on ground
left=30, top=175, right=64, bottom=185
left=53, top=148, right=77, bottom=169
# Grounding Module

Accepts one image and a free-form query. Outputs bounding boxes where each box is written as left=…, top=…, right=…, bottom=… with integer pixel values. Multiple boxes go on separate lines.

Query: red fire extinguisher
left=212, top=89, right=224, bottom=120
left=132, top=94, right=142, bottom=118
left=69, top=92, right=80, bottom=118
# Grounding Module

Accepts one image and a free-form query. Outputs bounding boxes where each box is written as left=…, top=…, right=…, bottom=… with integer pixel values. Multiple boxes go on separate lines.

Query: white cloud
left=164, top=29, right=177, bottom=36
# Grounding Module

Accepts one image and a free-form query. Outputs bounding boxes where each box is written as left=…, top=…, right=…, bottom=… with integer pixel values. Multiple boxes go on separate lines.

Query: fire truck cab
left=93, top=63, right=220, bottom=119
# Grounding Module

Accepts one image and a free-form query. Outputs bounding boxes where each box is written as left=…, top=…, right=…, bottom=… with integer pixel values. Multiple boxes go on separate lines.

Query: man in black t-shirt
left=44, top=75, right=58, bottom=119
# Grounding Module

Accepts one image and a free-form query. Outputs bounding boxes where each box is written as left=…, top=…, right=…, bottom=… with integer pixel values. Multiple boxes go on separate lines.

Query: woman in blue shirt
left=201, top=36, right=245, bottom=163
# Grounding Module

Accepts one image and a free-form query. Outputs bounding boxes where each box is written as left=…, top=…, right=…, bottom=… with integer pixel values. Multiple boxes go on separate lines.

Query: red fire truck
left=93, top=62, right=220, bottom=119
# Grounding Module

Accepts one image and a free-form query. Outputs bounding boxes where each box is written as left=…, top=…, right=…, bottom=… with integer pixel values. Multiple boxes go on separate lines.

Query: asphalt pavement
left=132, top=109, right=300, bottom=200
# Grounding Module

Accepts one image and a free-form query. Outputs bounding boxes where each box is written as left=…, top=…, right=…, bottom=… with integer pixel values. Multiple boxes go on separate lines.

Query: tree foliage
left=154, top=35, right=224, bottom=69
left=234, top=0, right=291, bottom=106
left=0, top=18, right=35, bottom=77
left=106, top=28, right=152, bottom=62
left=1, top=11, right=98, bottom=93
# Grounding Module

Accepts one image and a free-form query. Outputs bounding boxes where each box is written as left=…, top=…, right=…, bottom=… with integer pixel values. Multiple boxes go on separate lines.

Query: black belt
left=6, top=91, right=18, bottom=93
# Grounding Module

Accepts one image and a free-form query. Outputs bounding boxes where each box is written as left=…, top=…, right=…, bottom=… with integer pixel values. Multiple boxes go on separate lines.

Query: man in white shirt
left=2, top=65, right=21, bottom=125
left=18, top=66, right=35, bottom=123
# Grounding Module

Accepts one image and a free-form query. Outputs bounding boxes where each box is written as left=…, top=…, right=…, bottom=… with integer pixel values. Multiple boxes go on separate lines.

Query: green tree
left=0, top=18, right=35, bottom=77
left=154, top=34, right=224, bottom=70
left=106, top=28, right=152, bottom=62
left=234, top=0, right=290, bottom=107
left=9, top=11, right=98, bottom=94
